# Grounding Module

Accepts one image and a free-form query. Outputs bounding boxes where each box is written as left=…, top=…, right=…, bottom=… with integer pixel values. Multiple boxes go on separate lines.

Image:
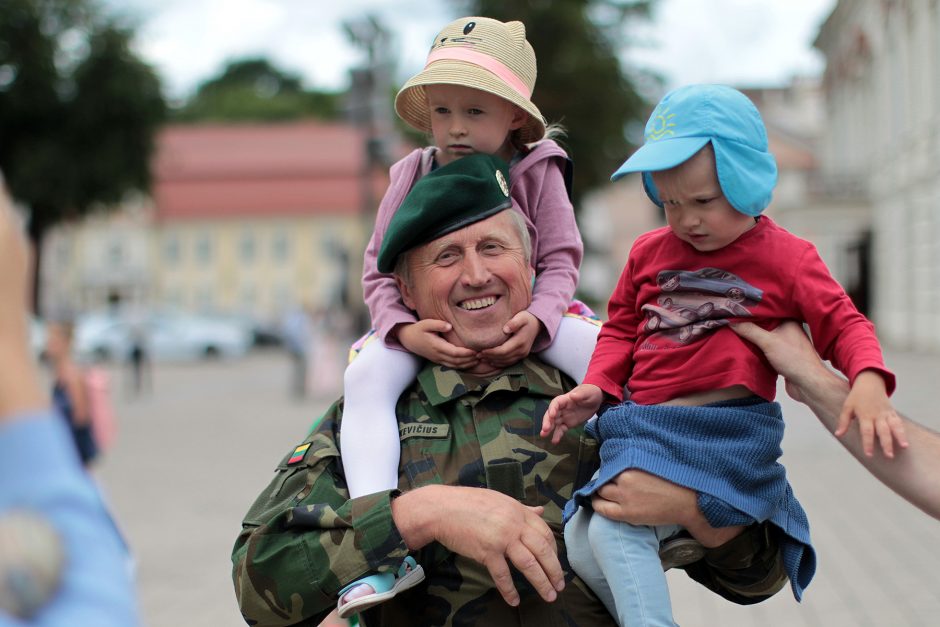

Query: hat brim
left=396, top=60, right=546, bottom=145
left=610, top=136, right=711, bottom=181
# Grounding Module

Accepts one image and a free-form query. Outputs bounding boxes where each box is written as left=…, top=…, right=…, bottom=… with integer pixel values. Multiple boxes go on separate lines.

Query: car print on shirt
left=642, top=268, right=763, bottom=344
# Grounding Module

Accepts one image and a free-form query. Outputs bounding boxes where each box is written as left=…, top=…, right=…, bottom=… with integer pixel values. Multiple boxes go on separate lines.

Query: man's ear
left=395, top=275, right=417, bottom=310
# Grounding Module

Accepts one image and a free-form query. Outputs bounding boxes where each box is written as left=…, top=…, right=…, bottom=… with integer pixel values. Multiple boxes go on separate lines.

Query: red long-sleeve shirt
left=584, top=217, right=894, bottom=404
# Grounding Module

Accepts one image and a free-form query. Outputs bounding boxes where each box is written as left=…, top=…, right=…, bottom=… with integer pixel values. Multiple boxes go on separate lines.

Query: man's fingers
left=504, top=542, right=557, bottom=603
left=483, top=556, right=520, bottom=606
left=729, top=321, right=764, bottom=345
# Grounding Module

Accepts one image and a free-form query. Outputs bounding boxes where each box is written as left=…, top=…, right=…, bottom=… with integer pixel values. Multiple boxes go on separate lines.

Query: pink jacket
left=362, top=140, right=583, bottom=351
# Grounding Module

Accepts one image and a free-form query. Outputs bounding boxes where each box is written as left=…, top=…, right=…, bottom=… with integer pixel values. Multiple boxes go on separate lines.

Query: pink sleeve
left=794, top=245, right=896, bottom=395
left=362, top=151, right=424, bottom=347
left=513, top=153, right=582, bottom=352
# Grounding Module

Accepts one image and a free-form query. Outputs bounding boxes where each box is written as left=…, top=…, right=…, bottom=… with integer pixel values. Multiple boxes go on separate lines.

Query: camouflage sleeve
left=231, top=406, right=411, bottom=626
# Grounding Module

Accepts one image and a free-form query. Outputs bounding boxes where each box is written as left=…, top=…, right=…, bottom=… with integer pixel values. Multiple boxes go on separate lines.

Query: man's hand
left=838, top=371, right=908, bottom=458
left=592, top=470, right=741, bottom=548
left=392, top=485, right=564, bottom=607
left=478, top=310, right=540, bottom=369
left=540, top=384, right=603, bottom=444
left=397, top=319, right=479, bottom=369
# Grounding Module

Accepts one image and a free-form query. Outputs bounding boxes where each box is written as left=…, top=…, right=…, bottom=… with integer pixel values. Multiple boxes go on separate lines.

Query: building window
left=240, top=232, right=256, bottom=262
left=107, top=241, right=124, bottom=266
left=272, top=231, right=290, bottom=263
left=196, top=233, right=213, bottom=264
left=164, top=234, right=180, bottom=264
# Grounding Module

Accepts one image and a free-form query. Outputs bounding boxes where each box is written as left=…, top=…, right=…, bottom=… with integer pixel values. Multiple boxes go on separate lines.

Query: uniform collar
left=416, top=357, right=569, bottom=407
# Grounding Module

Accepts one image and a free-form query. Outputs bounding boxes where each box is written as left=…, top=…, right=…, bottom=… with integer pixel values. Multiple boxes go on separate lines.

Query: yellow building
left=43, top=120, right=394, bottom=329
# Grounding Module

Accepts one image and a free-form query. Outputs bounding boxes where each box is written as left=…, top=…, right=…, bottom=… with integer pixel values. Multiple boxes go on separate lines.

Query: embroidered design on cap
left=647, top=107, right=676, bottom=141
left=496, top=169, right=509, bottom=196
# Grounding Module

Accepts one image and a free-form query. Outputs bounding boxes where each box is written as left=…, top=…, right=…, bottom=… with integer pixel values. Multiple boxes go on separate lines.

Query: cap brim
left=611, top=136, right=710, bottom=181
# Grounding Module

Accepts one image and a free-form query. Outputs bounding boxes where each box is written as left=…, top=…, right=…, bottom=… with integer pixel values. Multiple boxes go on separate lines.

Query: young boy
left=541, top=84, right=906, bottom=625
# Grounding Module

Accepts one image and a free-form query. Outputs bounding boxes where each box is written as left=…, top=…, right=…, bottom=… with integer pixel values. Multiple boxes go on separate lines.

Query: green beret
left=377, top=153, right=512, bottom=273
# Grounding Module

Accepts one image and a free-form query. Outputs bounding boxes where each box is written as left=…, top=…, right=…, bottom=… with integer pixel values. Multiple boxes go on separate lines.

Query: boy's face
left=651, top=146, right=757, bottom=252
left=425, top=84, right=526, bottom=166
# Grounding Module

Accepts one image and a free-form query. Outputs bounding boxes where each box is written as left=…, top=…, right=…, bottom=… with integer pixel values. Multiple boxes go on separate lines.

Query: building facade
left=42, top=120, right=391, bottom=328
left=815, top=0, right=940, bottom=350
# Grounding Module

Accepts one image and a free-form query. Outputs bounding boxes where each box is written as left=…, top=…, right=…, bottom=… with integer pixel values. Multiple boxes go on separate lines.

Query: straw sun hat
left=395, top=17, right=547, bottom=145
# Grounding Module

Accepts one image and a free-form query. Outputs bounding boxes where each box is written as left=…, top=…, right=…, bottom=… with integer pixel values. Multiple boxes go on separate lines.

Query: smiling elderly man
left=231, top=154, right=787, bottom=626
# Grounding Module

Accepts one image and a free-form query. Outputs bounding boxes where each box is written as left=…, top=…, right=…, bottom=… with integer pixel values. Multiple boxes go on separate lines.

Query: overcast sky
left=103, top=0, right=836, bottom=102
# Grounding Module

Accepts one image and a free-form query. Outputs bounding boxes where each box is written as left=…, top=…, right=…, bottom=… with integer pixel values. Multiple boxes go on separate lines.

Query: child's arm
left=837, top=370, right=908, bottom=458
left=362, top=150, right=428, bottom=348
left=396, top=320, right=479, bottom=370
left=513, top=148, right=582, bottom=352
left=540, top=383, right=604, bottom=444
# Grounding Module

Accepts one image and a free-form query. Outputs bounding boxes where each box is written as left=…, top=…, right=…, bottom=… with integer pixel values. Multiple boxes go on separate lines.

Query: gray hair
left=394, top=209, right=532, bottom=287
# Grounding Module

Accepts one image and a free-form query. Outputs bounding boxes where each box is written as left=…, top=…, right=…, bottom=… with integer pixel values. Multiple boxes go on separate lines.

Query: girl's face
left=424, top=84, right=527, bottom=166
left=651, top=146, right=757, bottom=252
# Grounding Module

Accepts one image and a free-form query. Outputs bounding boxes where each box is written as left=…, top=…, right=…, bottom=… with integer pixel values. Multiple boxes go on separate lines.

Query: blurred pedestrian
left=0, top=173, right=139, bottom=625
left=281, top=302, right=314, bottom=399
left=45, top=321, right=98, bottom=468
left=126, top=313, right=151, bottom=397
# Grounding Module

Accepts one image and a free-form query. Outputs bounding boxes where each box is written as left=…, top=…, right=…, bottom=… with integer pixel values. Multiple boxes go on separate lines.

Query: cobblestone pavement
left=91, top=347, right=940, bottom=627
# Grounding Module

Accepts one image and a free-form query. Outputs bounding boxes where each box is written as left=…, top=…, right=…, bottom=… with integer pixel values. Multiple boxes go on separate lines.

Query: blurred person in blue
left=281, top=302, right=314, bottom=399
left=0, top=177, right=139, bottom=626
left=541, top=84, right=904, bottom=625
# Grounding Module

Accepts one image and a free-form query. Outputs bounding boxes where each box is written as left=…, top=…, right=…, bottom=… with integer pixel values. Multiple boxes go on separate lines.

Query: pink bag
left=84, top=367, right=117, bottom=452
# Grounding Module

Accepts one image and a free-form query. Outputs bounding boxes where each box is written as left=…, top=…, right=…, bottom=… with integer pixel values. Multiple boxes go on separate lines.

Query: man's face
left=397, top=210, right=533, bottom=352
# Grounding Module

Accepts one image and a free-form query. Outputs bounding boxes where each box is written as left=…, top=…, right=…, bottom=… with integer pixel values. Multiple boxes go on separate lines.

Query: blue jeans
left=565, top=503, right=680, bottom=626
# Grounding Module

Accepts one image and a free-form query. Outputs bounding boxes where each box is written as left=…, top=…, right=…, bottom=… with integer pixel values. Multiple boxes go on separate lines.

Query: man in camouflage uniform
left=232, top=155, right=786, bottom=626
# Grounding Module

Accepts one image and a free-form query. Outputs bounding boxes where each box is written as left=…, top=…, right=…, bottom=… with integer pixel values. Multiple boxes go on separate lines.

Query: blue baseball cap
left=611, top=84, right=777, bottom=217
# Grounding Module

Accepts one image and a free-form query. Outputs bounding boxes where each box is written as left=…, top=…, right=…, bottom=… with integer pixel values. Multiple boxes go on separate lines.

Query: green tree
left=174, top=57, right=340, bottom=122
left=0, top=0, right=165, bottom=311
left=455, top=0, right=658, bottom=206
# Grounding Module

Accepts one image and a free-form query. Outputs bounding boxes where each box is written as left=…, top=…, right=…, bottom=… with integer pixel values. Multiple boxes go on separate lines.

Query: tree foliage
left=0, top=0, right=165, bottom=310
left=173, top=58, right=341, bottom=123
left=453, top=0, right=658, bottom=206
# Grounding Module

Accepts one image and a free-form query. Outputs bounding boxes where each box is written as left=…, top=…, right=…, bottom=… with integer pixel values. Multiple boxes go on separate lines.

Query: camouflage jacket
left=232, top=357, right=616, bottom=626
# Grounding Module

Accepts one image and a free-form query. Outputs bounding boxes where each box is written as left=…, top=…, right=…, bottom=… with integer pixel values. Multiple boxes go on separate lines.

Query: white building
left=815, top=0, right=940, bottom=350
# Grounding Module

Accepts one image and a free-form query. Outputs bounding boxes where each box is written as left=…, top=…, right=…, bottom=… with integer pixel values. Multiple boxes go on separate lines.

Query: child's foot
left=336, top=556, right=425, bottom=618
left=659, top=532, right=705, bottom=571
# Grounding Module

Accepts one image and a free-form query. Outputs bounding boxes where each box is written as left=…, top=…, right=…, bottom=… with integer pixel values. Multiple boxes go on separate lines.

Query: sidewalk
left=92, top=347, right=940, bottom=626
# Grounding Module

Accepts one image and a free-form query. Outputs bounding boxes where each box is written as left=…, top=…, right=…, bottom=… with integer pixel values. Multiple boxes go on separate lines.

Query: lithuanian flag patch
left=288, top=442, right=311, bottom=465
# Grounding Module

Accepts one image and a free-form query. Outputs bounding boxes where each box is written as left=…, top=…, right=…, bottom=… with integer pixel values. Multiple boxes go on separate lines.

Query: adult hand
left=0, top=182, right=45, bottom=419
left=730, top=321, right=831, bottom=404
left=392, top=485, right=564, bottom=607
left=592, top=470, right=740, bottom=548
left=479, top=310, right=540, bottom=368
left=397, top=319, right=479, bottom=369
left=540, top=384, right=603, bottom=444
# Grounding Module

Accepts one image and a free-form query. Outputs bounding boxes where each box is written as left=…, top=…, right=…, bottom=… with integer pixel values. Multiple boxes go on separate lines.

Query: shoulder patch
left=287, top=442, right=312, bottom=465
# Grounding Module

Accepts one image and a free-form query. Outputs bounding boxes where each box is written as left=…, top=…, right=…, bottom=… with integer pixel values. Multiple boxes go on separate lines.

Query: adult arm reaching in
left=732, top=320, right=940, bottom=521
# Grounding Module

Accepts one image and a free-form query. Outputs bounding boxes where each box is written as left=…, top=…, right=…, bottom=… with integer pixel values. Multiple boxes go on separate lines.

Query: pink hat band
left=425, top=48, right=532, bottom=99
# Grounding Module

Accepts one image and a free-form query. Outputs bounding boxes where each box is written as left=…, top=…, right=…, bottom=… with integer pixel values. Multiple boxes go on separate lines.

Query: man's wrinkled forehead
left=414, top=211, right=520, bottom=258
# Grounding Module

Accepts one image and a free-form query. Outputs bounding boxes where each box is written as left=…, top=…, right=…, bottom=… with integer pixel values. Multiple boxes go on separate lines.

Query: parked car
left=75, top=309, right=252, bottom=363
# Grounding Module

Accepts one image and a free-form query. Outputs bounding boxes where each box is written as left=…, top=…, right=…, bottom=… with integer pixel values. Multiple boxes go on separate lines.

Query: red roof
left=152, top=121, right=390, bottom=221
